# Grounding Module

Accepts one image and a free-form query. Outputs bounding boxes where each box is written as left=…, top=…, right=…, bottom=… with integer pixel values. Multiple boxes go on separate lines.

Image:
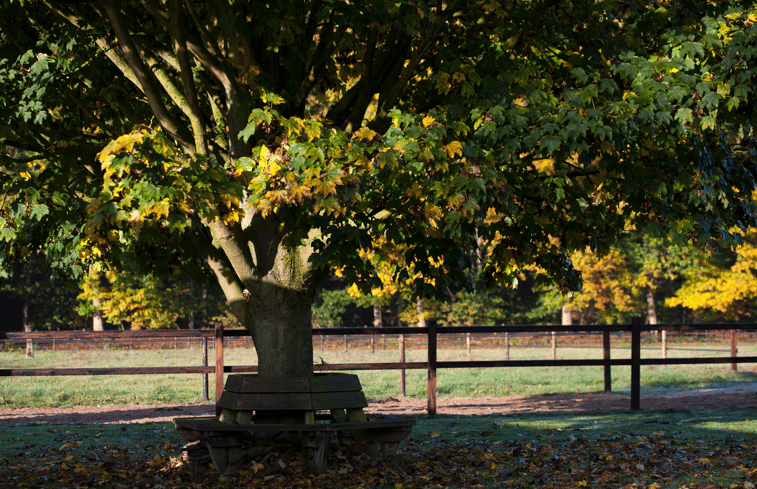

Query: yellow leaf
left=347, top=283, right=361, bottom=298
left=354, top=127, right=378, bottom=142
left=422, top=115, right=435, bottom=128
left=444, top=141, right=463, bottom=158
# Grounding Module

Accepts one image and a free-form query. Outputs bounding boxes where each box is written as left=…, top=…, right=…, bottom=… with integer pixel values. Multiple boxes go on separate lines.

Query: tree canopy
left=1, top=0, right=756, bottom=375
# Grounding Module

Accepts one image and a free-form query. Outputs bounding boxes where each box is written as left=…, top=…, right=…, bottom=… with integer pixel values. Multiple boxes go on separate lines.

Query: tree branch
left=207, top=218, right=259, bottom=290
left=374, top=2, right=455, bottom=122
left=100, top=0, right=195, bottom=152
left=193, top=235, right=248, bottom=325
left=343, top=27, right=378, bottom=133
left=171, top=0, right=207, bottom=155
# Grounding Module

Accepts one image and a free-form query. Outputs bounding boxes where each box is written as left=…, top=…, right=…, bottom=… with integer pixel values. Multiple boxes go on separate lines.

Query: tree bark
left=416, top=299, right=426, bottom=328
left=23, top=273, right=33, bottom=358
left=92, top=298, right=104, bottom=331
left=646, top=286, right=658, bottom=345
left=244, top=282, right=315, bottom=377
left=373, top=303, right=382, bottom=328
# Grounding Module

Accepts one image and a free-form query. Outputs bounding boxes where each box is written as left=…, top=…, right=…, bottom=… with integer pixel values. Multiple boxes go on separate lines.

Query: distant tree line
left=3, top=226, right=757, bottom=333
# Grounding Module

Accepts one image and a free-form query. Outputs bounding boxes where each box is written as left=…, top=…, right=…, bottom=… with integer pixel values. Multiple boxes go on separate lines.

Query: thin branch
left=343, top=27, right=378, bottom=133
left=100, top=0, right=195, bottom=152
left=375, top=1, right=457, bottom=121
left=183, top=0, right=224, bottom=59
left=171, top=0, right=207, bottom=155
left=59, top=85, right=115, bottom=138
left=192, top=234, right=248, bottom=325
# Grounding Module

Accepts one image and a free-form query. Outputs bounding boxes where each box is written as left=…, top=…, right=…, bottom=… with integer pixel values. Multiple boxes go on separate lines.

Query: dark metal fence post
left=603, top=330, right=611, bottom=392
left=399, top=334, right=406, bottom=396
left=214, top=322, right=224, bottom=416
left=202, top=336, right=209, bottom=401
left=731, top=330, right=738, bottom=371
left=631, top=317, right=642, bottom=411
left=427, top=320, right=437, bottom=416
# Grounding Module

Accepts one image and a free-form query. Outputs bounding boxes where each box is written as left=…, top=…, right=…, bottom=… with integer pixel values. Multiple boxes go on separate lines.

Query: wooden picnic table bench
left=173, top=373, right=415, bottom=473
left=174, top=415, right=415, bottom=473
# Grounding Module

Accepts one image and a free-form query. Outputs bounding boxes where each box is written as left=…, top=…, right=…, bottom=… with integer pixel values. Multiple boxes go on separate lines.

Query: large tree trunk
left=245, top=283, right=316, bottom=378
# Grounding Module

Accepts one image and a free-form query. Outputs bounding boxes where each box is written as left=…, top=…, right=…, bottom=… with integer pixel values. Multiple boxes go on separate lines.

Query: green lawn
left=1, top=341, right=756, bottom=408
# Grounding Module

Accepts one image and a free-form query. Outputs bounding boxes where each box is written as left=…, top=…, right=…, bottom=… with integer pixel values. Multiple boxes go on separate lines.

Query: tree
left=666, top=226, right=757, bottom=320
left=76, top=265, right=233, bottom=329
left=533, top=246, right=637, bottom=325
left=0, top=254, right=86, bottom=354
left=1, top=1, right=756, bottom=380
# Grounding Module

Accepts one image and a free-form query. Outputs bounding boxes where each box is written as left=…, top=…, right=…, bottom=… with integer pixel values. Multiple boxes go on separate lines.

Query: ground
left=1, top=385, right=755, bottom=426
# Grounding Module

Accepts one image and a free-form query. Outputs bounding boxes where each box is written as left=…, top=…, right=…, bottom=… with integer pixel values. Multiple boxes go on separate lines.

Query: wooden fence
left=2, top=319, right=756, bottom=415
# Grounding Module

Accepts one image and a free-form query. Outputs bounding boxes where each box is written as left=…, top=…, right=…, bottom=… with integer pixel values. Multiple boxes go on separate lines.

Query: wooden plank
left=174, top=416, right=414, bottom=434
left=312, top=391, right=367, bottom=410
left=233, top=392, right=313, bottom=411
left=222, top=375, right=244, bottom=393
left=224, top=375, right=312, bottom=393
left=217, top=391, right=239, bottom=410
left=310, top=373, right=362, bottom=393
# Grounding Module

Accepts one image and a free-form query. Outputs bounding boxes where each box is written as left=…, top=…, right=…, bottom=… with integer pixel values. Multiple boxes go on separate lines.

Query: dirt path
left=1, top=388, right=755, bottom=426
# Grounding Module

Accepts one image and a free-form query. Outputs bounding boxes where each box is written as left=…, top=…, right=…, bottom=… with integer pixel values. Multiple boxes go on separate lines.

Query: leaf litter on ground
left=2, top=409, right=757, bottom=488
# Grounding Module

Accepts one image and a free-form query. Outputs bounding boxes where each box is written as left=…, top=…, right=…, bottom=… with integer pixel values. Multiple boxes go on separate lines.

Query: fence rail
left=2, top=318, right=757, bottom=415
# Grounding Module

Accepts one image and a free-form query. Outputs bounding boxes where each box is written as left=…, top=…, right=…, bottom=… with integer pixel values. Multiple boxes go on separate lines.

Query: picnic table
left=174, top=373, right=414, bottom=473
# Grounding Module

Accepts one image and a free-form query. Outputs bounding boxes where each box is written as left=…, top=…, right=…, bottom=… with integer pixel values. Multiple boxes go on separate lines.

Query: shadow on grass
left=3, top=406, right=757, bottom=488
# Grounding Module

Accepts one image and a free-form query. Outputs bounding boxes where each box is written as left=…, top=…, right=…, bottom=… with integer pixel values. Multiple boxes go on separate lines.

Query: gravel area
left=1, top=385, right=755, bottom=426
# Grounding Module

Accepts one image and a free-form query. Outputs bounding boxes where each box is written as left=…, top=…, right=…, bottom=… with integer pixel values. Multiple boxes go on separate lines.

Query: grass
left=1, top=340, right=756, bottom=408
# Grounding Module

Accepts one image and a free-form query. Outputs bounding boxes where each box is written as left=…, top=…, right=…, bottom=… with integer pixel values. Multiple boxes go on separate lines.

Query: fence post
left=202, top=336, right=209, bottom=401
left=427, top=320, right=437, bottom=416
left=662, top=330, right=667, bottom=361
left=631, top=317, right=642, bottom=411
left=466, top=332, right=471, bottom=361
left=603, top=330, right=611, bottom=392
left=551, top=331, right=557, bottom=360
left=215, top=322, right=224, bottom=416
left=505, top=332, right=510, bottom=361
left=399, top=334, right=406, bottom=396
left=731, top=330, right=738, bottom=371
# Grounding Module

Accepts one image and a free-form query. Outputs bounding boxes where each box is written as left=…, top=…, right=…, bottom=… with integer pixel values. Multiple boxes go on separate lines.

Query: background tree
left=76, top=265, right=234, bottom=329
left=0, top=255, right=85, bottom=355
left=533, top=246, right=637, bottom=325
left=666, top=226, right=757, bottom=320
left=1, top=1, right=756, bottom=381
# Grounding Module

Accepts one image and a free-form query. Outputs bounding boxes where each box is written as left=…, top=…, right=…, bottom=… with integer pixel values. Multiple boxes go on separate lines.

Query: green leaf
left=30, top=204, right=49, bottom=221
left=675, top=108, right=693, bottom=125
left=540, top=135, right=561, bottom=155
